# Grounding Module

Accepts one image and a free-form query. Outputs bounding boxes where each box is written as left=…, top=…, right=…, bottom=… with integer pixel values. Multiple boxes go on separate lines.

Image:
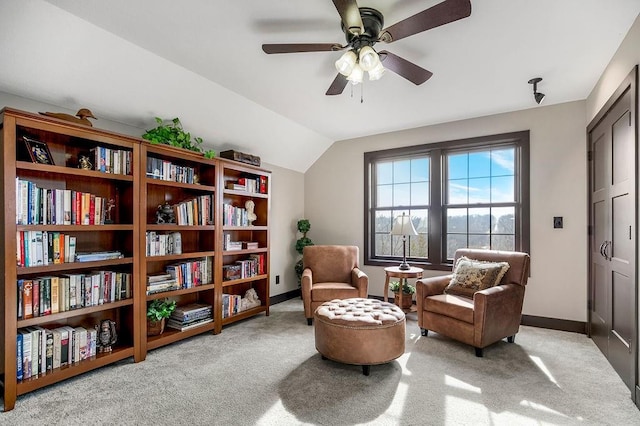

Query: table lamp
left=390, top=212, right=418, bottom=270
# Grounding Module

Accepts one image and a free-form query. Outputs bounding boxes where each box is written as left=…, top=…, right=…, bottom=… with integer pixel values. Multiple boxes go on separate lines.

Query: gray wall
left=305, top=101, right=588, bottom=322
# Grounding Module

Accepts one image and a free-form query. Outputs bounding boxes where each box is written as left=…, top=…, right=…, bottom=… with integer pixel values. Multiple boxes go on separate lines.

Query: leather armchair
left=416, top=248, right=530, bottom=357
left=301, top=245, right=369, bottom=325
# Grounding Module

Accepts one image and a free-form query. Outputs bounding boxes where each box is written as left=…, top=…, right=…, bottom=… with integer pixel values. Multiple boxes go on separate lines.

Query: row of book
left=146, top=257, right=212, bottom=295
left=222, top=294, right=242, bottom=319
left=174, top=195, right=214, bottom=226
left=222, top=254, right=265, bottom=281
left=146, top=156, right=198, bottom=184
left=223, top=233, right=259, bottom=251
left=17, top=325, right=99, bottom=381
left=17, top=231, right=76, bottom=267
left=17, top=271, right=132, bottom=320
left=224, top=175, right=268, bottom=194
left=166, top=303, right=213, bottom=331
left=222, top=203, right=252, bottom=227
left=145, top=231, right=182, bottom=256
left=89, top=145, right=133, bottom=175
left=16, top=178, right=115, bottom=226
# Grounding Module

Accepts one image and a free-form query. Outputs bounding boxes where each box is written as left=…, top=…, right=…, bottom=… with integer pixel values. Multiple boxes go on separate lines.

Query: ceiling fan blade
left=332, top=0, right=364, bottom=35
left=379, top=0, right=471, bottom=43
left=379, top=51, right=433, bottom=85
left=326, top=74, right=349, bottom=95
left=262, top=43, right=343, bottom=54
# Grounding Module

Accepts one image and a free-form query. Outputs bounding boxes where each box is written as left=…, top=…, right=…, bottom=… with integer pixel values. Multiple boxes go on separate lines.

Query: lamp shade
left=368, top=61, right=385, bottom=81
left=534, top=91, right=545, bottom=104
left=390, top=213, right=418, bottom=237
left=358, top=46, right=380, bottom=71
left=335, top=50, right=357, bottom=76
left=347, top=63, right=364, bottom=84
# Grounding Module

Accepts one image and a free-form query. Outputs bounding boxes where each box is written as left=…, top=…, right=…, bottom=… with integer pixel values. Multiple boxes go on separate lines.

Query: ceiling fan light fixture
left=347, top=63, right=364, bottom=84
left=534, top=91, right=545, bottom=104
left=335, top=50, right=357, bottom=76
left=368, top=61, right=385, bottom=81
left=358, top=46, right=380, bottom=71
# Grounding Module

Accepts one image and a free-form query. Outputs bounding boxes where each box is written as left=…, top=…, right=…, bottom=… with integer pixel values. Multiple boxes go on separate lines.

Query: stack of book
left=166, top=303, right=213, bottom=331
left=146, top=273, right=179, bottom=295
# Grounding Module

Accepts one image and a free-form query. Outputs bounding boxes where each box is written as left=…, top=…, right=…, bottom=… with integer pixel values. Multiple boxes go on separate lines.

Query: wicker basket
left=147, top=318, right=166, bottom=336
left=393, top=292, right=413, bottom=310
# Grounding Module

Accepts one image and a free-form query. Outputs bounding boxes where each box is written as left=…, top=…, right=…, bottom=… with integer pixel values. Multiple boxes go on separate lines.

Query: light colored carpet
left=1, top=299, right=639, bottom=425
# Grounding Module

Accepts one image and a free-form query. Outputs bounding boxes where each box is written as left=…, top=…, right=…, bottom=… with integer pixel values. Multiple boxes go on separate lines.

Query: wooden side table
left=384, top=266, right=424, bottom=311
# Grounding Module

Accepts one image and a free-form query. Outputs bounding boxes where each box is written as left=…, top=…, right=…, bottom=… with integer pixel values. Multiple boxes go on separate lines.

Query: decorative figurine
left=245, top=200, right=257, bottom=226
left=240, top=288, right=261, bottom=312
left=39, top=108, right=97, bottom=127
left=78, top=155, right=93, bottom=170
left=96, top=319, right=117, bottom=353
left=156, top=202, right=176, bottom=224
left=104, top=198, right=116, bottom=224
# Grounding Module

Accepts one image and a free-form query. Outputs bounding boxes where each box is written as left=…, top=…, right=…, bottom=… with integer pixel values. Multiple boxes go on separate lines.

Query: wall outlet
left=553, top=216, right=563, bottom=229
left=275, top=275, right=280, bottom=284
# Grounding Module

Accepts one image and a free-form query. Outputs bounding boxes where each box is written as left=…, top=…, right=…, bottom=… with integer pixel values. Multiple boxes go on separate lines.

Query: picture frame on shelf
left=22, top=136, right=54, bottom=165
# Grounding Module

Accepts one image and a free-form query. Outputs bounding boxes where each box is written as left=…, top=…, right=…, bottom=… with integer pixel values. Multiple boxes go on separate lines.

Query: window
left=364, top=131, right=529, bottom=269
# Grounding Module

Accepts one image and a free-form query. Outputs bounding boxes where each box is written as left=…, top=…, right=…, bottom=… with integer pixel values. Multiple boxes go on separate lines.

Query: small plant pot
left=147, top=318, right=166, bottom=336
left=393, top=292, right=413, bottom=310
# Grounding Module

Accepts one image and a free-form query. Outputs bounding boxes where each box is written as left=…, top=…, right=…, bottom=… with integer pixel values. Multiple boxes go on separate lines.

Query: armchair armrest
left=301, top=268, right=313, bottom=318
left=416, top=275, right=452, bottom=321
left=473, top=283, right=525, bottom=347
left=351, top=268, right=369, bottom=298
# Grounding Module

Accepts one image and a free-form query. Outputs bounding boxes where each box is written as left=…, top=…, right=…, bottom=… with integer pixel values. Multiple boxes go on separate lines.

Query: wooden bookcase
left=139, top=143, right=217, bottom=354
left=217, top=161, right=271, bottom=327
left=0, top=108, right=141, bottom=411
left=0, top=108, right=271, bottom=411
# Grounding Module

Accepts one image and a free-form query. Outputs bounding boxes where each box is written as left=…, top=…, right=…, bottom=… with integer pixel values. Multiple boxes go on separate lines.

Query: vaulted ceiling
left=1, top=1, right=638, bottom=172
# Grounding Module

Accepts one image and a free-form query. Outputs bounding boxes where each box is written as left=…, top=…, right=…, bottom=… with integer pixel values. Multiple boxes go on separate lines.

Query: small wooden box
left=219, top=150, right=261, bottom=167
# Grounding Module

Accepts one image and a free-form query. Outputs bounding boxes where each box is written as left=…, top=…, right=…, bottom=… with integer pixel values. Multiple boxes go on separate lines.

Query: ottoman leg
left=362, top=365, right=370, bottom=376
left=421, top=329, right=429, bottom=336
left=307, top=318, right=313, bottom=326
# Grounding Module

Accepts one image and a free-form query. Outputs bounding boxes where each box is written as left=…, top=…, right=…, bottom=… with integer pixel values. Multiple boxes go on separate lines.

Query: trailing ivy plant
left=142, top=117, right=216, bottom=158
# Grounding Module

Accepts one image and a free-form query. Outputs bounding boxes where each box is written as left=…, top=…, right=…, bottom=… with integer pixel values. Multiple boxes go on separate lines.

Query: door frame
left=586, top=65, right=638, bottom=406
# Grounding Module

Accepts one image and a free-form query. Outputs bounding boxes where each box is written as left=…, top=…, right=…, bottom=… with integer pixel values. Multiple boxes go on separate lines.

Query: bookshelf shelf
left=222, top=274, right=268, bottom=287
left=16, top=346, right=135, bottom=395
left=146, top=321, right=216, bottom=350
left=17, top=299, right=134, bottom=328
left=221, top=305, right=268, bottom=325
left=17, top=257, right=134, bottom=276
left=17, top=161, right=134, bottom=181
left=146, top=283, right=216, bottom=301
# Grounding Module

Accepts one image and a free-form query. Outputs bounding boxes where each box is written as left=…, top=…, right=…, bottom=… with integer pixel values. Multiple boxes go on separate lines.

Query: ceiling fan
left=262, top=0, right=472, bottom=96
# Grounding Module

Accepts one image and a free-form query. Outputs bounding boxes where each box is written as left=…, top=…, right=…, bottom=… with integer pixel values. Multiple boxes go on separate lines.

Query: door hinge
left=587, top=150, right=593, bottom=161
left=588, top=225, right=593, bottom=236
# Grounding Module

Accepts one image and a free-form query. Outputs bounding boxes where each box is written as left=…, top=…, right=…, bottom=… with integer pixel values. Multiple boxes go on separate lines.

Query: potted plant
left=294, top=219, right=314, bottom=285
left=146, top=298, right=177, bottom=336
left=389, top=280, right=416, bottom=310
left=142, top=117, right=216, bottom=159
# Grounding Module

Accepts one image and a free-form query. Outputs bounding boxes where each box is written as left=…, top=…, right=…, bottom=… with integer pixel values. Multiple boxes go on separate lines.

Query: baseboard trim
left=270, top=289, right=300, bottom=305
left=521, top=315, right=587, bottom=334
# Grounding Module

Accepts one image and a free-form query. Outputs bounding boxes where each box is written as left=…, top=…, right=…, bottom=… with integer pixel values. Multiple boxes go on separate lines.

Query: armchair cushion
left=444, top=256, right=510, bottom=298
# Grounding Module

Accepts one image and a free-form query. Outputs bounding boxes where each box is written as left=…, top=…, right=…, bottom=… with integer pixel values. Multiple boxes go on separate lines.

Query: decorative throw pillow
left=444, top=256, right=510, bottom=298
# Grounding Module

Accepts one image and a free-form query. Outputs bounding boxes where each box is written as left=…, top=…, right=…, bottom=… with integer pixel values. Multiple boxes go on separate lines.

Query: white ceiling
left=1, top=1, right=639, bottom=172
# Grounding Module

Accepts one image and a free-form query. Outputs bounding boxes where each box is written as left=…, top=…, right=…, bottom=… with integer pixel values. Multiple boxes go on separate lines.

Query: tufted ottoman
left=314, top=298, right=406, bottom=375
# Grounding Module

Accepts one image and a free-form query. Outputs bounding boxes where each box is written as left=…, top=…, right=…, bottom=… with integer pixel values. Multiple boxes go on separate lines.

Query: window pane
left=448, top=179, right=468, bottom=204
left=411, top=158, right=429, bottom=182
left=469, top=234, right=490, bottom=250
left=390, top=234, right=405, bottom=257
left=492, top=234, right=515, bottom=251
left=491, top=176, right=515, bottom=202
left=448, top=153, right=467, bottom=179
left=468, top=208, right=490, bottom=233
left=468, top=177, right=491, bottom=203
left=447, top=234, right=467, bottom=259
left=377, top=184, right=393, bottom=207
left=375, top=210, right=392, bottom=232
left=411, top=182, right=429, bottom=205
left=393, top=183, right=411, bottom=206
left=409, top=233, right=428, bottom=258
left=375, top=233, right=391, bottom=256
left=492, top=207, right=515, bottom=234
left=447, top=208, right=467, bottom=233
left=377, top=161, right=393, bottom=184
left=468, top=151, right=490, bottom=178
left=491, top=148, right=515, bottom=176
left=393, top=160, right=411, bottom=183
left=411, top=209, right=429, bottom=233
